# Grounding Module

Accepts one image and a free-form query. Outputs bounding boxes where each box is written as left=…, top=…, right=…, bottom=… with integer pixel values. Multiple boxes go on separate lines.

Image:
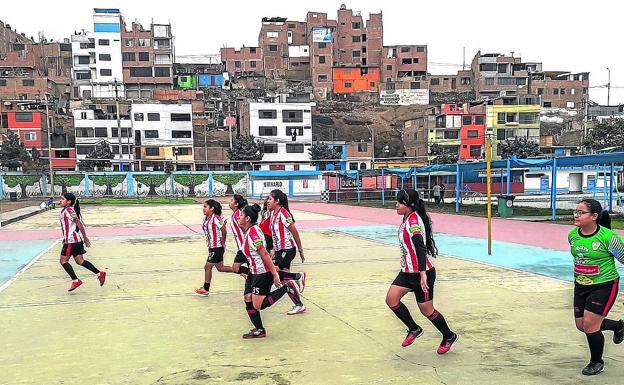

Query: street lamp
left=485, top=127, right=493, bottom=255
left=606, top=67, right=611, bottom=107
left=44, top=93, right=55, bottom=196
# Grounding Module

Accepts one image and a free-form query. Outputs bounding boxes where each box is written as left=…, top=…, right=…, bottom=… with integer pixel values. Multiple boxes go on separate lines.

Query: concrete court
left=1, top=203, right=624, bottom=385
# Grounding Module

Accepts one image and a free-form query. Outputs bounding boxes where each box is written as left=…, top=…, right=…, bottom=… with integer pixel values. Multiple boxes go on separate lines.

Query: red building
left=1, top=111, right=44, bottom=150
left=332, top=67, right=380, bottom=94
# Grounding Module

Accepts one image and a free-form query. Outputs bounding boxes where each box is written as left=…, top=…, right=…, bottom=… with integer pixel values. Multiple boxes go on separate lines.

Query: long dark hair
left=261, top=197, right=269, bottom=220
left=397, top=189, right=438, bottom=257
left=580, top=198, right=611, bottom=229
left=232, top=194, right=248, bottom=210
left=205, top=199, right=222, bottom=216
left=270, top=189, right=295, bottom=222
left=62, top=192, right=82, bottom=220
left=243, top=204, right=262, bottom=224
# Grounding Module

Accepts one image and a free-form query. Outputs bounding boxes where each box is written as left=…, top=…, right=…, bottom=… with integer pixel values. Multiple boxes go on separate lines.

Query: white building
left=249, top=101, right=315, bottom=170
left=131, top=103, right=194, bottom=171
left=71, top=8, right=124, bottom=99
left=73, top=108, right=133, bottom=170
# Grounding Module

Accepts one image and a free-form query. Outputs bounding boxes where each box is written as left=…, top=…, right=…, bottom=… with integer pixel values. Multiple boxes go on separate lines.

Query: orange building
left=332, top=67, right=380, bottom=94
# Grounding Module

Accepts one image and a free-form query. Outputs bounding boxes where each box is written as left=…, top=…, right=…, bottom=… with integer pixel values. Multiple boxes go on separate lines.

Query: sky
left=2, top=0, right=621, bottom=105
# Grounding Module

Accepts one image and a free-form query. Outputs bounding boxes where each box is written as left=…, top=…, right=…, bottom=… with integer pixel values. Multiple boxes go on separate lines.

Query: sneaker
left=581, top=361, right=604, bottom=376
left=287, top=304, right=307, bottom=315
left=401, top=327, right=424, bottom=347
left=296, top=272, right=306, bottom=293
left=437, top=333, right=458, bottom=354
left=98, top=271, right=106, bottom=287
left=613, top=320, right=624, bottom=344
left=194, top=287, right=209, bottom=296
left=242, top=328, right=267, bottom=339
left=68, top=280, right=83, bottom=292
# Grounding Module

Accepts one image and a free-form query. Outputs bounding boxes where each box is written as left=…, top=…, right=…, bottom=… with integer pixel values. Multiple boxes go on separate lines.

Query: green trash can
left=496, top=195, right=516, bottom=218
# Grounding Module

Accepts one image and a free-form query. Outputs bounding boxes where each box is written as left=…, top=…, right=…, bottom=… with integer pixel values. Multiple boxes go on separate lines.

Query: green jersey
left=568, top=226, right=624, bottom=285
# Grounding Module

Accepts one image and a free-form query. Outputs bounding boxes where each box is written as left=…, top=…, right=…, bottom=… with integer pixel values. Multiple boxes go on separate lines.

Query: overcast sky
left=2, top=0, right=621, bottom=104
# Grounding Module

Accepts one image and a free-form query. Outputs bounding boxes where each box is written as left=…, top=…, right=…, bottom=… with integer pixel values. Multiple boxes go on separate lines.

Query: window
left=99, top=54, right=111, bottom=61
left=77, top=56, right=90, bottom=65
left=370, top=82, right=376, bottom=87
left=352, top=50, right=361, bottom=58
left=123, top=39, right=134, bottom=47
left=144, top=130, right=159, bottom=138
left=348, top=162, right=358, bottom=170
left=317, top=42, right=327, bottom=49
left=0, top=79, right=6, bottom=87
left=516, top=77, right=527, bottom=86
left=95, top=127, right=108, bottom=137
left=401, top=47, right=410, bottom=53
left=76, top=71, right=91, bottom=80
left=479, top=63, right=497, bottom=72
left=560, top=88, right=566, bottom=95
left=282, top=110, right=303, bottom=123
left=171, top=113, right=191, bottom=122
left=249, top=47, right=257, bottom=53
left=519, top=112, right=538, bottom=124
left=234, top=60, right=241, bottom=68
left=268, top=45, right=278, bottom=52
left=461, top=77, right=471, bottom=85
left=172, top=131, right=192, bottom=138
left=24, top=132, right=37, bottom=141
left=100, top=69, right=112, bottom=76
left=357, top=143, right=368, bottom=152
left=80, top=112, right=87, bottom=120
left=497, top=64, right=507, bottom=73
left=506, top=112, right=517, bottom=123
left=416, top=46, right=425, bottom=52
left=134, top=113, right=144, bottom=121
left=155, top=39, right=171, bottom=50
left=259, top=110, right=277, bottom=119
left=497, top=112, right=506, bottom=124
left=402, top=58, right=412, bottom=65
left=497, top=77, right=516, bottom=85
left=154, top=67, right=170, bottom=77
left=430, top=78, right=439, bottom=86
left=485, top=78, right=494, bottom=86
left=146, top=147, right=159, bottom=156
left=76, top=128, right=94, bottom=137
left=352, top=22, right=361, bottom=29
left=138, top=52, right=150, bottom=61
left=55, top=150, right=70, bottom=158
left=410, top=82, right=420, bottom=89
left=14, top=112, right=33, bottom=122
left=470, top=145, right=482, bottom=157
left=344, top=82, right=353, bottom=88
left=250, top=61, right=257, bottom=68
left=318, top=75, right=327, bottom=82
left=463, top=116, right=473, bottom=125
left=497, top=129, right=506, bottom=140
left=318, top=56, right=326, bottom=64
left=98, top=39, right=109, bottom=46
left=112, top=128, right=132, bottom=137
left=386, top=82, right=395, bottom=90
left=352, top=35, right=361, bottom=42
left=259, top=126, right=277, bottom=136
left=130, top=67, right=152, bottom=77
left=286, top=143, right=304, bottom=153
left=286, top=126, right=303, bottom=137
left=537, top=88, right=544, bottom=95
left=475, top=116, right=485, bottom=125
left=138, top=38, right=151, bottom=47
left=76, top=146, right=95, bottom=155
left=22, top=79, right=35, bottom=87
left=80, top=42, right=94, bottom=49
left=147, top=113, right=160, bottom=121
left=176, top=147, right=191, bottom=156
left=122, top=52, right=136, bottom=61
left=266, top=31, right=279, bottom=38
left=386, top=65, right=393, bottom=71
left=263, top=143, right=278, bottom=153
left=468, top=130, right=478, bottom=138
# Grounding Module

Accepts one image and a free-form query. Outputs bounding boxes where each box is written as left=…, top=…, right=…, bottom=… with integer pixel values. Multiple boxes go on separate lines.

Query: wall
left=379, top=89, right=429, bottom=105
left=332, top=67, right=380, bottom=94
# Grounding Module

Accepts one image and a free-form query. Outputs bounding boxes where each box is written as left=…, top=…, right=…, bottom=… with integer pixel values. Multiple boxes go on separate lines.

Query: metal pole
left=610, top=162, right=615, bottom=212
left=607, top=67, right=611, bottom=106
left=455, top=164, right=460, bottom=213
left=506, top=158, right=511, bottom=195
left=356, top=170, right=361, bottom=204
left=335, top=172, right=339, bottom=202
left=603, top=164, right=608, bottom=208
left=552, top=158, right=558, bottom=221
left=44, top=94, right=55, bottom=196
left=381, top=168, right=385, bottom=206
left=204, top=125, right=208, bottom=170
left=114, top=80, right=123, bottom=172
left=486, top=132, right=492, bottom=255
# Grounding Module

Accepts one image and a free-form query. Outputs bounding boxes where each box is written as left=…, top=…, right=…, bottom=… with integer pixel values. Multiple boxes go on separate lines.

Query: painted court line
left=0, top=240, right=59, bottom=294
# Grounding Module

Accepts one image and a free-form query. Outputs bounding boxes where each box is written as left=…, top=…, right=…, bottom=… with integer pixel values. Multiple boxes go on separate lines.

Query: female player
left=267, top=189, right=306, bottom=315
left=259, top=198, right=273, bottom=253
left=195, top=199, right=233, bottom=295
left=385, top=189, right=457, bottom=354
left=58, top=192, right=105, bottom=291
left=228, top=194, right=250, bottom=276
left=238, top=204, right=303, bottom=339
left=569, top=199, right=624, bottom=375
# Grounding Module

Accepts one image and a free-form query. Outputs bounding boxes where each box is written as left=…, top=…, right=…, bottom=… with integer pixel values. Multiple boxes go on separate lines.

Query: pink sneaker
left=437, top=333, right=458, bottom=354
left=401, top=327, right=424, bottom=347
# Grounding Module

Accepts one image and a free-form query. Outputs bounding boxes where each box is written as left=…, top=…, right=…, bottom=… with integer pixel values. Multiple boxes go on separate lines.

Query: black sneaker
left=242, top=328, right=267, bottom=339
left=581, top=361, right=604, bottom=376
left=613, top=320, right=624, bottom=344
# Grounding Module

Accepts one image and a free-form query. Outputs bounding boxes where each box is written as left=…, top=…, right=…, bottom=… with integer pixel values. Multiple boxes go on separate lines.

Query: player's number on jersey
left=252, top=287, right=260, bottom=295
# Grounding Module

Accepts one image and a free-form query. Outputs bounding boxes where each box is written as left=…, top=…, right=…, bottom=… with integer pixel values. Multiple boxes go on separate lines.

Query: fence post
left=506, top=159, right=511, bottom=195
left=127, top=172, right=134, bottom=197
left=381, top=168, right=385, bottom=206
left=455, top=164, right=460, bottom=213
left=610, top=162, right=615, bottom=212
left=169, top=173, right=175, bottom=197
left=603, top=164, right=608, bottom=208
left=552, top=158, right=558, bottom=221
left=356, top=171, right=361, bottom=204
left=412, top=167, right=416, bottom=190
left=84, top=174, right=91, bottom=197
left=427, top=172, right=431, bottom=203
left=250, top=173, right=254, bottom=197
left=0, top=174, right=4, bottom=199
left=335, top=173, right=340, bottom=202
left=288, top=176, right=294, bottom=198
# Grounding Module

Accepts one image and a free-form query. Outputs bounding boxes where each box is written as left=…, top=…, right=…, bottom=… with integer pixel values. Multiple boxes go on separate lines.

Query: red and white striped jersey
left=203, top=214, right=224, bottom=248
left=59, top=207, right=82, bottom=244
left=270, top=207, right=295, bottom=251
left=242, top=225, right=269, bottom=274
left=398, top=212, right=433, bottom=273
left=230, top=209, right=245, bottom=250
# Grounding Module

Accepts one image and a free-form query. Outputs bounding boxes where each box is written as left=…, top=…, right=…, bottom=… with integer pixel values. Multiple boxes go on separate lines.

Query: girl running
left=268, top=189, right=306, bottom=315
left=569, top=198, right=624, bottom=375
left=386, top=189, right=457, bottom=353
left=239, top=204, right=303, bottom=339
left=228, top=194, right=250, bottom=276
left=58, top=193, right=105, bottom=291
left=195, top=200, right=233, bottom=295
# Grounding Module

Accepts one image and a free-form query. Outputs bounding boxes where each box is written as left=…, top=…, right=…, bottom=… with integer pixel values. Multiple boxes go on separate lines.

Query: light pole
left=365, top=124, right=375, bottom=166
left=485, top=127, right=493, bottom=255
left=44, top=93, right=55, bottom=196
left=607, top=67, right=611, bottom=107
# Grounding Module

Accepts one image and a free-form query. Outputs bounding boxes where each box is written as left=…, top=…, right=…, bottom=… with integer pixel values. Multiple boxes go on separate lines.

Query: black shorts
left=391, top=268, right=436, bottom=303
left=244, top=272, right=274, bottom=296
left=207, top=247, right=224, bottom=263
left=273, top=248, right=297, bottom=270
left=61, top=242, right=86, bottom=257
left=573, top=278, right=619, bottom=318
left=233, top=250, right=248, bottom=265
left=264, top=234, right=274, bottom=252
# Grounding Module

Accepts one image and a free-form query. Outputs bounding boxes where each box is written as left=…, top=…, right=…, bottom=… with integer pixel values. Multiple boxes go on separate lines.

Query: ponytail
left=599, top=210, right=612, bottom=229
left=233, top=194, right=248, bottom=209
left=580, top=198, right=612, bottom=229
left=62, top=192, right=82, bottom=221
left=205, top=199, right=222, bottom=216
left=270, top=189, right=295, bottom=222
left=397, top=189, right=438, bottom=258
left=243, top=204, right=262, bottom=224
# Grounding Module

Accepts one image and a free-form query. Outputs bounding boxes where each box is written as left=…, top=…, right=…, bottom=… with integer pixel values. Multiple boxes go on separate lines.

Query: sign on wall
left=312, top=28, right=332, bottom=43
left=380, top=89, right=429, bottom=105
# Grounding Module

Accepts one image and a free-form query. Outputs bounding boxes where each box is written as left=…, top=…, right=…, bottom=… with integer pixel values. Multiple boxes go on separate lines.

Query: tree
left=583, top=121, right=624, bottom=151
left=213, top=173, right=246, bottom=195
left=429, top=143, right=459, bottom=165
left=81, top=142, right=114, bottom=170
left=498, top=138, right=541, bottom=159
left=135, top=174, right=169, bottom=196
left=90, top=174, right=127, bottom=196
left=309, top=143, right=342, bottom=170
left=227, top=136, right=263, bottom=169
left=174, top=174, right=209, bottom=196
left=22, top=147, right=47, bottom=172
left=3, top=175, right=40, bottom=198
left=0, top=131, right=30, bottom=170
left=54, top=174, right=85, bottom=195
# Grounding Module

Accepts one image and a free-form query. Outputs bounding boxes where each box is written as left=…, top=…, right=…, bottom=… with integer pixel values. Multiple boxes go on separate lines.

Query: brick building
left=0, top=20, right=33, bottom=53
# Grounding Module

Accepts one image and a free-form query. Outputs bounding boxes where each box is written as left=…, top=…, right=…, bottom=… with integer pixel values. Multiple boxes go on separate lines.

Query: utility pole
left=114, top=80, right=123, bottom=171
left=486, top=127, right=493, bottom=255
left=607, top=67, right=611, bottom=106
left=45, top=93, right=54, bottom=195
left=366, top=124, right=375, bottom=166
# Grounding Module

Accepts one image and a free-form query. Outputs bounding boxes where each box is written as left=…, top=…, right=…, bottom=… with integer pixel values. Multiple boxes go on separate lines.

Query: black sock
left=238, top=265, right=250, bottom=275
left=261, top=285, right=288, bottom=310
left=601, top=318, right=621, bottom=332
left=427, top=310, right=454, bottom=340
left=80, top=260, right=100, bottom=274
left=389, top=302, right=419, bottom=331
left=61, top=262, right=78, bottom=280
left=245, top=301, right=263, bottom=330
left=203, top=282, right=210, bottom=291
left=586, top=331, right=605, bottom=363
left=278, top=271, right=298, bottom=280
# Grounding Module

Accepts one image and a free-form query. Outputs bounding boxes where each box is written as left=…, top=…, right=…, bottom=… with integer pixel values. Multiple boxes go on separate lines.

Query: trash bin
left=9, top=192, right=18, bottom=202
left=496, top=195, right=516, bottom=218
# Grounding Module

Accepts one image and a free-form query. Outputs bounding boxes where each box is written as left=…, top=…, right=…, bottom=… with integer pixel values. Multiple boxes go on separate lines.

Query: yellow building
left=486, top=96, right=541, bottom=160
